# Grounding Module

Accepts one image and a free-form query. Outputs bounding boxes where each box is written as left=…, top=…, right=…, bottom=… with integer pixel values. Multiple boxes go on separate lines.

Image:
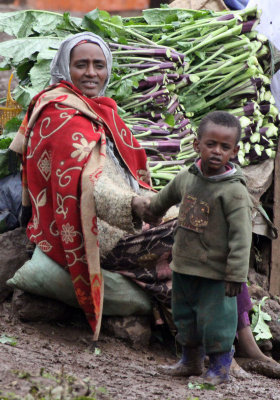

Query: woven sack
left=169, top=0, right=229, bottom=11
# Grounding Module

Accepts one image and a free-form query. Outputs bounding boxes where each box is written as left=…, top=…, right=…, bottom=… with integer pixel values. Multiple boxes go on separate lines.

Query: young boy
left=144, top=110, right=252, bottom=385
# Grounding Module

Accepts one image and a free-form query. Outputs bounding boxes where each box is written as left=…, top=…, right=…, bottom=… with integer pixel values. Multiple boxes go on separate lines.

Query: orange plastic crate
left=13, top=0, right=150, bottom=12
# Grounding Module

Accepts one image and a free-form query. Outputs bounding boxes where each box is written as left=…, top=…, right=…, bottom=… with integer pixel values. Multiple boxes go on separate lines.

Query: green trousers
left=172, top=272, right=237, bottom=354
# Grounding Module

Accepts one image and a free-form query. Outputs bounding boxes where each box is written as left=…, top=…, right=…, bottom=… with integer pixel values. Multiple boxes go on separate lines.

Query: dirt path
left=1, top=298, right=280, bottom=400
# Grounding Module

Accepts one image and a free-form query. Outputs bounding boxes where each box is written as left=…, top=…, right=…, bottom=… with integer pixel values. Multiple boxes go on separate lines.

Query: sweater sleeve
left=149, top=170, right=185, bottom=216
left=224, top=185, right=253, bottom=282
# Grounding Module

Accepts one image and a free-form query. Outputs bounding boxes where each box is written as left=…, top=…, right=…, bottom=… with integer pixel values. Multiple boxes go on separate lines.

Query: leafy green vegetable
left=0, top=5, right=279, bottom=189
left=81, top=9, right=115, bottom=39
left=188, top=381, right=216, bottom=390
left=251, top=296, right=273, bottom=342
left=142, top=7, right=211, bottom=25
left=29, top=58, right=52, bottom=91
left=94, top=347, right=101, bottom=355
left=3, top=117, right=22, bottom=134
left=56, top=11, right=82, bottom=34
left=0, top=36, right=62, bottom=65
left=0, top=9, right=81, bottom=38
left=0, top=334, right=17, bottom=346
left=0, top=136, right=13, bottom=149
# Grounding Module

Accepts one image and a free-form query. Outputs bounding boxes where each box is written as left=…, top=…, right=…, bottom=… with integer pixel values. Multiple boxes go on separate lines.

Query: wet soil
left=1, top=298, right=280, bottom=400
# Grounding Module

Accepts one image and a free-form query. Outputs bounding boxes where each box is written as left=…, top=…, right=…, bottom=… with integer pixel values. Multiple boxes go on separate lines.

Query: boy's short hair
left=197, top=111, right=241, bottom=144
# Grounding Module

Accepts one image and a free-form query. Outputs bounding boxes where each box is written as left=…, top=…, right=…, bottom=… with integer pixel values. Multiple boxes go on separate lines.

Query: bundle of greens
left=0, top=9, right=197, bottom=185
left=0, top=6, right=279, bottom=188
left=107, top=41, right=197, bottom=174
left=123, top=6, right=280, bottom=171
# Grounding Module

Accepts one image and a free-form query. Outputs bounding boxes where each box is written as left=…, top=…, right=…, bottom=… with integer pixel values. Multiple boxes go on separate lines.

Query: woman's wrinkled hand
left=131, top=196, right=162, bottom=225
left=225, top=281, right=242, bottom=297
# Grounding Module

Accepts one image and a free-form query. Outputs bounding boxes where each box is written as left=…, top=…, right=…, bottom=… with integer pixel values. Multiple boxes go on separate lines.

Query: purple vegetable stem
left=240, top=19, right=257, bottom=33
left=217, top=14, right=235, bottom=21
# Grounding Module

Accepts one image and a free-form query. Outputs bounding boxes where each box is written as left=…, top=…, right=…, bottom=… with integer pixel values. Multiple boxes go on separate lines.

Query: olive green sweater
left=149, top=163, right=252, bottom=282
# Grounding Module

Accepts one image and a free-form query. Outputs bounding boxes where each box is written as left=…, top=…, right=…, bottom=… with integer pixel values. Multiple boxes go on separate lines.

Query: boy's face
left=193, top=122, right=240, bottom=177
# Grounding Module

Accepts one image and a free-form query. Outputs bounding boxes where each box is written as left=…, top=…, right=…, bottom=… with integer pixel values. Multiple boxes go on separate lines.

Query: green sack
left=7, top=246, right=152, bottom=316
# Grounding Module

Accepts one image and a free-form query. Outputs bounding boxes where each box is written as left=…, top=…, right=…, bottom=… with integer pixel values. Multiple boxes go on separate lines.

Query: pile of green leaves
left=0, top=9, right=196, bottom=186
left=121, top=6, right=280, bottom=168
left=0, top=6, right=279, bottom=187
left=0, top=366, right=110, bottom=399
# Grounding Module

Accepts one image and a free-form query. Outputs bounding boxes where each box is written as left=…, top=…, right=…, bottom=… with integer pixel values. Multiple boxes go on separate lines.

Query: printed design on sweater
left=178, top=194, right=209, bottom=233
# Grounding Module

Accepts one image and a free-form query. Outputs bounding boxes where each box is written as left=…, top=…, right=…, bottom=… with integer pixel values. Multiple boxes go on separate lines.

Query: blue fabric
left=224, top=0, right=249, bottom=9
left=0, top=172, right=22, bottom=232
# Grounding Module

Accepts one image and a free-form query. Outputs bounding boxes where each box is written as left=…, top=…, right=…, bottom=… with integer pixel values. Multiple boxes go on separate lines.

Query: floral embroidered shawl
left=17, top=81, right=151, bottom=340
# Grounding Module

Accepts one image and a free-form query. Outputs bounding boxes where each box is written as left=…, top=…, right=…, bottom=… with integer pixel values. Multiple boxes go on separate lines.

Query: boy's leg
left=195, top=277, right=237, bottom=384
left=158, top=346, right=205, bottom=376
left=172, top=272, right=199, bottom=348
left=158, top=272, right=204, bottom=376
left=196, top=278, right=237, bottom=354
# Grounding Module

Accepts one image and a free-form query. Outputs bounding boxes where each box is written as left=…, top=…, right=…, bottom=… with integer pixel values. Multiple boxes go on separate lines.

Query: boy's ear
left=230, top=144, right=240, bottom=159
left=193, top=138, right=200, bottom=153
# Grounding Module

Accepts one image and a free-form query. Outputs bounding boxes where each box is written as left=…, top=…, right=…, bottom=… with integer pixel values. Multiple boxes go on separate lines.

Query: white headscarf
left=50, top=32, right=112, bottom=96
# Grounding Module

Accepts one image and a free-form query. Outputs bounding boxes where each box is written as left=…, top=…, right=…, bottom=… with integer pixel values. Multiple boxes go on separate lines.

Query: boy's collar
left=194, top=158, right=236, bottom=179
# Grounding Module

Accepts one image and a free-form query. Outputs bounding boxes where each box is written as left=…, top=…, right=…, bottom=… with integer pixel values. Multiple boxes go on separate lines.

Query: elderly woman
left=10, top=32, right=276, bottom=377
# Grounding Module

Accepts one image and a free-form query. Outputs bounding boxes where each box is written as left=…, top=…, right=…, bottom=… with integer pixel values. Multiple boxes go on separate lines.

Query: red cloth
left=21, top=81, right=151, bottom=339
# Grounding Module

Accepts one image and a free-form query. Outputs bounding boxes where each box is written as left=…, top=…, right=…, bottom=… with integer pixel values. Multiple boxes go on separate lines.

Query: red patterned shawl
left=20, top=81, right=151, bottom=340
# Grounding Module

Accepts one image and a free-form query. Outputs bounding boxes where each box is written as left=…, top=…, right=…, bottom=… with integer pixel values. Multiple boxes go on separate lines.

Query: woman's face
left=69, top=42, right=108, bottom=98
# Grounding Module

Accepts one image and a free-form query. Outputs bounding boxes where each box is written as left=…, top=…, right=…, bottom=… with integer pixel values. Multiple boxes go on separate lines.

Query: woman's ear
left=193, top=138, right=200, bottom=153
left=230, top=144, right=240, bottom=159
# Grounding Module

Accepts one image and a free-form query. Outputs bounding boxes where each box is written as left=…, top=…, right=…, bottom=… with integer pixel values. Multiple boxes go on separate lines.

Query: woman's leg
left=235, top=283, right=277, bottom=363
left=236, top=325, right=277, bottom=363
left=231, top=283, right=280, bottom=378
left=230, top=357, right=250, bottom=378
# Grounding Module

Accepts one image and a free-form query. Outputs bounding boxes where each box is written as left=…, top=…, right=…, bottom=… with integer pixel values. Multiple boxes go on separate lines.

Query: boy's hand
left=131, top=196, right=162, bottom=225
left=143, top=207, right=163, bottom=226
left=225, top=281, right=242, bottom=297
left=131, top=196, right=150, bottom=219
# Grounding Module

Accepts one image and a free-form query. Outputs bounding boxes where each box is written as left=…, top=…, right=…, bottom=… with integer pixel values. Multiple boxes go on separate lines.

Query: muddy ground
left=1, top=3, right=280, bottom=400
left=1, top=296, right=280, bottom=400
